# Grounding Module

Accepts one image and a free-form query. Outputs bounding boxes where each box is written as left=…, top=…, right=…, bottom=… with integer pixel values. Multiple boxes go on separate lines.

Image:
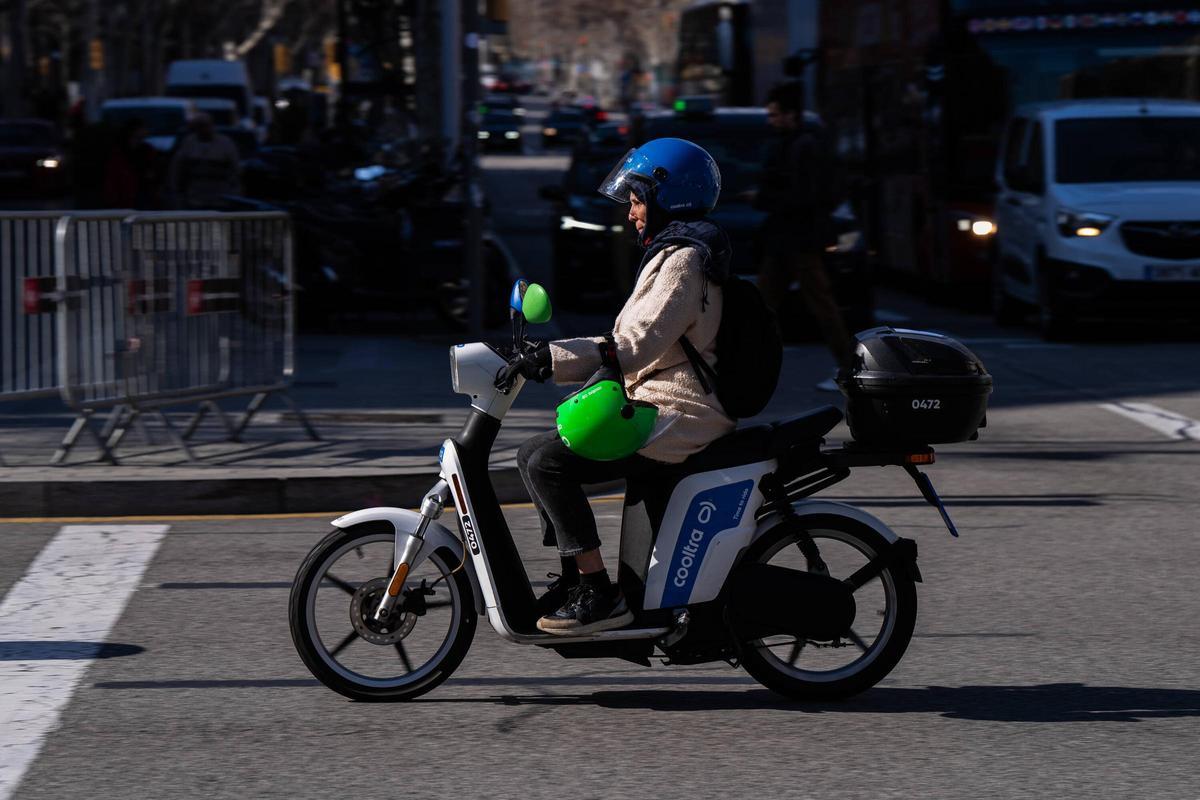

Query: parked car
left=992, top=99, right=1200, bottom=338
left=478, top=107, right=523, bottom=151
left=542, top=107, right=588, bottom=148
left=491, top=73, right=531, bottom=94
left=0, top=118, right=68, bottom=198
left=627, top=100, right=659, bottom=117
left=573, top=95, right=610, bottom=126
left=543, top=98, right=874, bottom=336
left=233, top=150, right=515, bottom=329
left=188, top=97, right=240, bottom=128
left=587, top=121, right=630, bottom=148
left=100, top=97, right=196, bottom=153
left=481, top=94, right=526, bottom=118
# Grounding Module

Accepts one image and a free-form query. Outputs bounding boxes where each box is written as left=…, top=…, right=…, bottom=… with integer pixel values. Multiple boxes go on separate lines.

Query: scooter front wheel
left=289, top=522, right=476, bottom=701
left=737, top=516, right=917, bottom=701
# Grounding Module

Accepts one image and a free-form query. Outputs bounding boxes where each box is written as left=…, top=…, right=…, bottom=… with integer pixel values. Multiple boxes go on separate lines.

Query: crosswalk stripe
left=1099, top=402, right=1200, bottom=441
left=0, top=525, right=168, bottom=800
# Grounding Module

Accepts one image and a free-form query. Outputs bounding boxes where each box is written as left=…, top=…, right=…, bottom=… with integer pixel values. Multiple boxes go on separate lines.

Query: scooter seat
left=673, top=405, right=844, bottom=474
left=769, top=405, right=844, bottom=451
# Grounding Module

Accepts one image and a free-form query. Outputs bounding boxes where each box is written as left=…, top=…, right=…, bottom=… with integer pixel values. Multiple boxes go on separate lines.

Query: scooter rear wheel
left=289, top=523, right=476, bottom=701
left=738, top=516, right=917, bottom=701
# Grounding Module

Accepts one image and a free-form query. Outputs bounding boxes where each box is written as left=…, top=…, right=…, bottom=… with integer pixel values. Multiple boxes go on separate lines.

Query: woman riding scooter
left=512, top=138, right=736, bottom=634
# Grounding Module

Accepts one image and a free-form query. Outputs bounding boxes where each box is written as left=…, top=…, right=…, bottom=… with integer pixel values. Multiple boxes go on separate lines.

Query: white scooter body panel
left=752, top=500, right=902, bottom=546
left=437, top=438, right=529, bottom=640
left=642, top=458, right=776, bottom=610
left=449, top=343, right=523, bottom=418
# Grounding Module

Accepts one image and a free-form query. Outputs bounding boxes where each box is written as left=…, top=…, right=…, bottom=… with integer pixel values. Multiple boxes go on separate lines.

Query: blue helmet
left=598, top=138, right=721, bottom=215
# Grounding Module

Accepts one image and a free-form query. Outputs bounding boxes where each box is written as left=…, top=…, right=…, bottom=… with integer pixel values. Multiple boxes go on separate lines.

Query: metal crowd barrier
left=1, top=212, right=81, bottom=402
left=0, top=210, right=316, bottom=465
left=1, top=212, right=129, bottom=464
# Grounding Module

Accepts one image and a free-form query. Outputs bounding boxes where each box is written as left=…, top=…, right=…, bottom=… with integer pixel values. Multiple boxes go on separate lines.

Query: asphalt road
left=5, top=99, right=1200, bottom=798
left=4, top=322, right=1200, bottom=799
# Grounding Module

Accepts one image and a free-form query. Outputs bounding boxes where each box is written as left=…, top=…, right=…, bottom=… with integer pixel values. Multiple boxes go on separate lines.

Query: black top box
left=836, top=327, right=993, bottom=445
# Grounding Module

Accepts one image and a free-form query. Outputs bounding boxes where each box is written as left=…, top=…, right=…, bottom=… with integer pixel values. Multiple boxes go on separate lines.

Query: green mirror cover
left=523, top=283, right=553, bottom=324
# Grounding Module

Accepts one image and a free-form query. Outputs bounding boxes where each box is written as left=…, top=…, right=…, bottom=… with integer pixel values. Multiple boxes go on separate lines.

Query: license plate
left=1144, top=264, right=1200, bottom=281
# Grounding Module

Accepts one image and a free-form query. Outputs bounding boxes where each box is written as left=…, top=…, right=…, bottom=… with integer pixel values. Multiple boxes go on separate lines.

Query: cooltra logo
left=672, top=501, right=717, bottom=587
left=661, top=480, right=753, bottom=607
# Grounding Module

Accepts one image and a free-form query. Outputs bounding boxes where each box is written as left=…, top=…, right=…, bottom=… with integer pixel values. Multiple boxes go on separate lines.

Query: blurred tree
left=507, top=0, right=688, bottom=103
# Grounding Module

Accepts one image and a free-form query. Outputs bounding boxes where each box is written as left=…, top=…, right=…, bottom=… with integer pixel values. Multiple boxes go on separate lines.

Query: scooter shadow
left=429, top=682, right=1200, bottom=723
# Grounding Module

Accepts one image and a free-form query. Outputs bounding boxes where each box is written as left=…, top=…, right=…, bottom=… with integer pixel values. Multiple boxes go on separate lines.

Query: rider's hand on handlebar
left=497, top=341, right=552, bottom=387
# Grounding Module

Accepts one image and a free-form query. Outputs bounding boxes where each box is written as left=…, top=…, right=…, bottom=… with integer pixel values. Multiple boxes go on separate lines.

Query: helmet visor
left=598, top=148, right=652, bottom=204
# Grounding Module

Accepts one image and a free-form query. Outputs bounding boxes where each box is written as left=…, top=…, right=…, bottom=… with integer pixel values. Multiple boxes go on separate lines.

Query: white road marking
left=0, top=525, right=168, bottom=800
left=1099, top=402, right=1200, bottom=441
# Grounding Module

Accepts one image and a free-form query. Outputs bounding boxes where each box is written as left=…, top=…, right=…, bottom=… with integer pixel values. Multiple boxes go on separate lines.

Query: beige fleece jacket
left=549, top=244, right=734, bottom=463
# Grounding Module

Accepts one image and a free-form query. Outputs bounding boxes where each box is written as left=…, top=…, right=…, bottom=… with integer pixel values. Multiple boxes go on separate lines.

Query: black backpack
left=681, top=276, right=782, bottom=419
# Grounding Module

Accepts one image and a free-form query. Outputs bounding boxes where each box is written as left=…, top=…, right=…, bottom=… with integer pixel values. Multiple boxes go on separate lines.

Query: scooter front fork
left=374, top=481, right=448, bottom=622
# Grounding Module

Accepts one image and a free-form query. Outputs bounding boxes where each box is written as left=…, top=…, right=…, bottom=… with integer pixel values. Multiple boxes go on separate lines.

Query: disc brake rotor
left=349, top=577, right=418, bottom=645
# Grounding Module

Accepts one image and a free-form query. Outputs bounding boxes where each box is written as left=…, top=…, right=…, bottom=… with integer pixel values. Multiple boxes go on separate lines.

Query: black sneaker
left=536, top=583, right=634, bottom=635
left=533, top=572, right=577, bottom=617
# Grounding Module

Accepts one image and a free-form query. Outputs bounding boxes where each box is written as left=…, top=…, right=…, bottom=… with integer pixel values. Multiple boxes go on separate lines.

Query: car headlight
left=505, top=131, right=520, bottom=139
left=1057, top=208, right=1114, bottom=237
left=953, top=215, right=996, bottom=237
left=477, top=131, right=491, bottom=139
left=36, top=157, right=62, bottom=169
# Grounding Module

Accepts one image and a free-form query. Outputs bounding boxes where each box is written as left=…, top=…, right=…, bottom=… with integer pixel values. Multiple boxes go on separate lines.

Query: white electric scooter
left=289, top=282, right=962, bottom=702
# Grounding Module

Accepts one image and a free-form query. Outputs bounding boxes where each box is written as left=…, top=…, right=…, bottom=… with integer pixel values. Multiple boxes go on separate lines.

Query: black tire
left=737, top=516, right=917, bottom=701
left=289, top=523, right=476, bottom=702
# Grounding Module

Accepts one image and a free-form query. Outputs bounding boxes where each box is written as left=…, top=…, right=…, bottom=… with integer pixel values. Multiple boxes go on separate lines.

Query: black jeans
left=517, top=429, right=664, bottom=557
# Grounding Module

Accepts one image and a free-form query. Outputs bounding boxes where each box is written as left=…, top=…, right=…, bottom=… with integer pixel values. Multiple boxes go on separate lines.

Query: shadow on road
left=92, top=676, right=1200, bottom=722
left=465, top=683, right=1200, bottom=722
left=1, top=641, right=144, bottom=660
left=565, top=683, right=1200, bottom=722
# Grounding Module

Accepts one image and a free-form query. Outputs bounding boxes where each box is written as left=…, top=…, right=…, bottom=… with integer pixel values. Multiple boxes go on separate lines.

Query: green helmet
left=556, top=368, right=658, bottom=461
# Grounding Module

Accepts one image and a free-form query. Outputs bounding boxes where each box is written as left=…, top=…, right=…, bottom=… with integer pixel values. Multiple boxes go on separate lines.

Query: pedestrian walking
left=751, top=82, right=855, bottom=391
left=102, top=118, right=155, bottom=209
left=168, top=113, right=242, bottom=209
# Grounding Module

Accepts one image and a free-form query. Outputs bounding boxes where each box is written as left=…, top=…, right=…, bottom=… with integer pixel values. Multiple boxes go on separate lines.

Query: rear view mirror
left=522, top=283, right=552, bottom=324
left=509, top=279, right=529, bottom=314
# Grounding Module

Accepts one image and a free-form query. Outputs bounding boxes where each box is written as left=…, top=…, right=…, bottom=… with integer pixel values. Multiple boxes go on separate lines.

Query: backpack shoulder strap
left=679, top=334, right=718, bottom=395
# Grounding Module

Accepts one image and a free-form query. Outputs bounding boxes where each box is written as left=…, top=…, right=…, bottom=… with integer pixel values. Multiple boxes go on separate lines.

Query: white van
left=165, top=60, right=254, bottom=127
left=100, top=97, right=196, bottom=152
left=992, top=99, right=1200, bottom=338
